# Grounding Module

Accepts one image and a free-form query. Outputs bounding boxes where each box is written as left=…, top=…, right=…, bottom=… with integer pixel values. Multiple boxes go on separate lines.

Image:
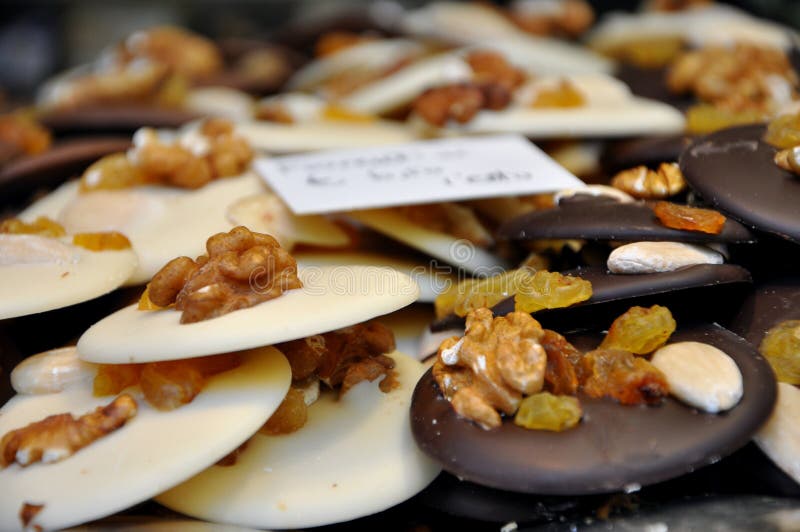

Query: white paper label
left=255, top=134, right=584, bottom=214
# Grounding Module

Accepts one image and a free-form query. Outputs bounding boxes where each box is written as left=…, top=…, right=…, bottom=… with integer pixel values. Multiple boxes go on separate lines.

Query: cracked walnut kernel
left=433, top=308, right=547, bottom=430
left=611, top=162, right=686, bottom=199
left=146, top=226, right=302, bottom=323
left=1, top=394, right=137, bottom=468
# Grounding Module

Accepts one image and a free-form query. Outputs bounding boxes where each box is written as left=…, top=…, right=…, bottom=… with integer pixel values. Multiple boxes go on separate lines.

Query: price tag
left=255, top=134, right=583, bottom=214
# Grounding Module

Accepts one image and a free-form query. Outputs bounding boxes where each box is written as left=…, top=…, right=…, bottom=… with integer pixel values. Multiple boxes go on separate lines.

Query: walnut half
left=1, top=394, right=137, bottom=468
left=433, top=308, right=547, bottom=430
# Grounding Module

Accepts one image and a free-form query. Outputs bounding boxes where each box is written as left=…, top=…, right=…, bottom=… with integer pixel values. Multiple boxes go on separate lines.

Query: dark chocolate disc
left=729, top=275, right=800, bottom=348
left=411, top=323, right=776, bottom=495
left=40, top=105, right=200, bottom=135
left=497, top=200, right=755, bottom=243
left=431, top=264, right=752, bottom=332
left=602, top=135, right=693, bottom=173
left=680, top=124, right=800, bottom=245
left=615, top=64, right=694, bottom=111
left=0, top=137, right=131, bottom=202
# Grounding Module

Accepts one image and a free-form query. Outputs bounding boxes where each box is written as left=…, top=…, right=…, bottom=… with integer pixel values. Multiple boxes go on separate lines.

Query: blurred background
left=0, top=0, right=796, bottom=102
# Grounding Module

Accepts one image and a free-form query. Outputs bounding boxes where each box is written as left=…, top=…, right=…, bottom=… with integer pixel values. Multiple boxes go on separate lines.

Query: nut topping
left=611, top=162, right=687, bottom=199
left=0, top=394, right=137, bottom=468
left=433, top=308, right=547, bottom=430
left=146, top=226, right=302, bottom=323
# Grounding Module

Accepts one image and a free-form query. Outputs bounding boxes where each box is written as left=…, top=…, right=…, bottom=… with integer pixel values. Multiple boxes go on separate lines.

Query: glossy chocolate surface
left=411, top=323, right=776, bottom=495
left=497, top=200, right=755, bottom=243
left=680, top=124, right=800, bottom=245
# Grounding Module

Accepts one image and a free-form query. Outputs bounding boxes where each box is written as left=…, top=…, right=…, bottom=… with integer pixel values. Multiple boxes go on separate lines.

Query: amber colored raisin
left=685, top=104, right=765, bottom=135
left=322, top=105, right=374, bottom=123
left=530, top=81, right=585, bottom=108
left=441, top=269, right=536, bottom=318
left=140, top=360, right=205, bottom=411
left=137, top=285, right=165, bottom=310
left=600, top=305, right=677, bottom=355
left=260, top=387, right=308, bottom=435
left=759, top=320, right=800, bottom=385
left=0, top=113, right=51, bottom=155
left=514, top=270, right=593, bottom=314
left=541, top=329, right=581, bottom=395
left=93, top=364, right=142, bottom=396
left=0, top=216, right=65, bottom=238
left=581, top=348, right=669, bottom=405
left=514, top=392, right=582, bottom=431
left=765, top=112, right=800, bottom=149
left=80, top=153, right=147, bottom=192
left=72, top=231, right=132, bottom=251
left=653, top=201, right=726, bottom=234
left=596, top=36, right=685, bottom=68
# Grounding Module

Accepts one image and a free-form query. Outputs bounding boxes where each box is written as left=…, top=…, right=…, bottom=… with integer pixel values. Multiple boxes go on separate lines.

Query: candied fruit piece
left=0, top=216, right=65, bottom=238
left=765, top=112, right=800, bottom=149
left=80, top=153, right=147, bottom=192
left=686, top=104, right=765, bottom=135
left=653, top=201, right=726, bottom=234
left=451, top=269, right=536, bottom=318
left=514, top=392, right=582, bottom=431
left=514, top=270, right=592, bottom=314
left=93, top=364, right=142, bottom=396
left=137, top=285, right=165, bottom=310
left=581, top=348, right=669, bottom=405
left=595, top=36, right=685, bottom=68
left=541, top=329, right=581, bottom=395
left=322, top=105, right=374, bottom=123
left=530, top=81, right=585, bottom=108
left=260, top=387, right=308, bottom=435
left=600, top=305, right=676, bottom=355
left=759, top=320, right=800, bottom=385
left=72, top=231, right=132, bottom=251
left=139, top=360, right=205, bottom=411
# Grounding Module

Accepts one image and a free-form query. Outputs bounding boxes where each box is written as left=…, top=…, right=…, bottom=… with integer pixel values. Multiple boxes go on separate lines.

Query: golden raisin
left=581, top=348, right=669, bottom=405
left=759, top=320, right=800, bottom=385
left=72, top=232, right=132, bottom=251
left=260, top=388, right=308, bottom=435
left=765, top=112, right=800, bottom=149
left=137, top=285, right=165, bottom=310
left=321, top=104, right=374, bottom=123
left=93, top=364, right=142, bottom=396
left=514, top=270, right=593, bottom=314
left=600, top=305, right=677, bottom=355
left=594, top=36, right=685, bottom=68
left=541, top=329, right=581, bottom=395
left=514, top=392, right=582, bottom=431
left=448, top=269, right=537, bottom=318
left=653, top=201, right=726, bottom=234
left=0, top=113, right=51, bottom=155
left=0, top=217, right=65, bottom=238
left=686, top=104, right=765, bottom=135
left=80, top=153, right=147, bottom=192
left=139, top=360, right=205, bottom=411
left=530, top=81, right=585, bottom=108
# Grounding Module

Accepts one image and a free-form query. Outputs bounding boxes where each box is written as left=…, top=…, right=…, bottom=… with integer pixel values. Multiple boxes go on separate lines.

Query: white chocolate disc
left=77, top=265, right=419, bottom=363
left=66, top=517, right=261, bottom=531
left=184, top=87, right=255, bottom=122
left=0, top=236, right=137, bottom=320
left=0, top=348, right=291, bottom=531
left=21, top=174, right=266, bottom=285
left=157, top=351, right=441, bottom=529
left=236, top=120, right=417, bottom=154
left=347, top=209, right=510, bottom=275
left=295, top=250, right=457, bottom=303
left=226, top=193, right=350, bottom=250
left=754, top=382, right=800, bottom=485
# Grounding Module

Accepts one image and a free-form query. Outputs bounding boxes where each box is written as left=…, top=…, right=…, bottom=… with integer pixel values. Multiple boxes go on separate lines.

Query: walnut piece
left=0, top=394, right=137, bottom=468
left=0, top=113, right=51, bottom=156
left=466, top=50, right=527, bottom=91
left=774, top=146, right=800, bottom=176
left=433, top=308, right=547, bottom=430
left=277, top=320, right=397, bottom=395
left=667, top=43, right=798, bottom=114
left=146, top=226, right=302, bottom=323
left=611, top=162, right=687, bottom=199
left=510, top=0, right=594, bottom=38
left=116, top=26, right=223, bottom=79
left=81, top=119, right=253, bottom=191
